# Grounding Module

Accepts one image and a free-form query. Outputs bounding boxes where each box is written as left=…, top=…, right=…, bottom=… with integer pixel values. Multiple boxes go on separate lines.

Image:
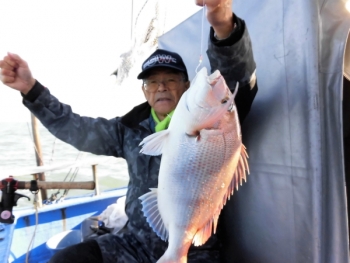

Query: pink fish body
left=139, top=67, right=249, bottom=263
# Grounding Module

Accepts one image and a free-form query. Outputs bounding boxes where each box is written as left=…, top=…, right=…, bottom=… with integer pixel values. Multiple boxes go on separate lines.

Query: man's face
left=142, top=68, right=190, bottom=120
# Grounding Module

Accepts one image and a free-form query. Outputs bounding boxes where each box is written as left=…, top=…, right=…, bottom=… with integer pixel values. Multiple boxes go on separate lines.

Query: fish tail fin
left=157, top=249, right=188, bottom=263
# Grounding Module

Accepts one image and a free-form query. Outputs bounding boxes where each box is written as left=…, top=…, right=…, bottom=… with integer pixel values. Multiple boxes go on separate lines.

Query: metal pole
left=31, top=113, right=47, bottom=202
left=17, top=181, right=96, bottom=190
left=92, top=164, right=100, bottom=196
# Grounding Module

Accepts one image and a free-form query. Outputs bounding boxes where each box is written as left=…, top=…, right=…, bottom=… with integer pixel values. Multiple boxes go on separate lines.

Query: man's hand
left=195, top=0, right=234, bottom=39
left=0, top=53, right=35, bottom=95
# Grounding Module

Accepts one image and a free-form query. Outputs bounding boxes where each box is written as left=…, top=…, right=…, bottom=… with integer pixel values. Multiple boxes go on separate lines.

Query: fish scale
left=139, top=67, right=249, bottom=263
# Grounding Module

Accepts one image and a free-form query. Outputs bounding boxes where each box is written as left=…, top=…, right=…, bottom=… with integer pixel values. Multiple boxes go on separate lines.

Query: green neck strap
left=151, top=108, right=174, bottom=132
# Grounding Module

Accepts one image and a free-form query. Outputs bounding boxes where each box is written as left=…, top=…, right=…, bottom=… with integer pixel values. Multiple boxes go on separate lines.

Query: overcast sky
left=0, top=0, right=201, bottom=122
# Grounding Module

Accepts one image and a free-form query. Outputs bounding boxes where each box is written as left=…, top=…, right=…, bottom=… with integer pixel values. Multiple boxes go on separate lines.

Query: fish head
left=184, top=67, right=235, bottom=135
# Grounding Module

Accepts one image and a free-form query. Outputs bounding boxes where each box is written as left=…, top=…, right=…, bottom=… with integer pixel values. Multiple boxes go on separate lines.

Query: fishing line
left=61, top=152, right=84, bottom=197
left=135, top=0, right=150, bottom=28
left=49, top=137, right=58, bottom=165
left=63, top=167, right=80, bottom=196
left=161, top=1, right=167, bottom=36
left=195, top=0, right=206, bottom=73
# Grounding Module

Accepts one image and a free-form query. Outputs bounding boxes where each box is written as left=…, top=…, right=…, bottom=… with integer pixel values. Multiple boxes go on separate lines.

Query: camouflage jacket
left=23, top=16, right=257, bottom=252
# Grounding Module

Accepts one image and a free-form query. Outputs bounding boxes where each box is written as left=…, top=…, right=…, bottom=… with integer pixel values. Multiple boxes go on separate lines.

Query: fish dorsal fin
left=139, top=188, right=169, bottom=241
left=192, top=144, right=249, bottom=247
left=139, top=130, right=170, bottom=156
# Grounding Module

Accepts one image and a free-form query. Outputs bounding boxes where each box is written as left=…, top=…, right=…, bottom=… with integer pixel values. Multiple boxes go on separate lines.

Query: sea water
left=0, top=122, right=129, bottom=208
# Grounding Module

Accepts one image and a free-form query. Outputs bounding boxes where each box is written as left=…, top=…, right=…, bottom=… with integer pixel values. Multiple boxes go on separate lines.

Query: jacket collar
left=120, top=101, right=151, bottom=129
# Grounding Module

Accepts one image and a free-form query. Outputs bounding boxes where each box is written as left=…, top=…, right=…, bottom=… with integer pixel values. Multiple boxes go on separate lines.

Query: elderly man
left=0, top=0, right=257, bottom=262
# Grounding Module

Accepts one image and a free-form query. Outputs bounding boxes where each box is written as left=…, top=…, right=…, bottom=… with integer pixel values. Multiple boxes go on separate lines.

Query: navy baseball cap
left=137, top=49, right=188, bottom=80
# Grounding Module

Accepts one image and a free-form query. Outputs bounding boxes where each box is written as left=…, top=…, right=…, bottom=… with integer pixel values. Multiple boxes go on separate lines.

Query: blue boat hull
left=1, top=187, right=127, bottom=263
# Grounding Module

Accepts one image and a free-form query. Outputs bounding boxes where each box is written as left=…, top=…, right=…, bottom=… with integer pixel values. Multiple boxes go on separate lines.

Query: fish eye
left=221, top=97, right=229, bottom=104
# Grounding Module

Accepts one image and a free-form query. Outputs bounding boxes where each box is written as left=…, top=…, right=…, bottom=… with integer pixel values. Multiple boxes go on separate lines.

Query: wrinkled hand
left=0, top=53, right=35, bottom=95
left=195, top=0, right=234, bottom=39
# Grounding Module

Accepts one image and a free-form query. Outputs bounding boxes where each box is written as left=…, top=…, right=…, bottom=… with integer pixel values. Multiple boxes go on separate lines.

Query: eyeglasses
left=143, top=77, right=185, bottom=93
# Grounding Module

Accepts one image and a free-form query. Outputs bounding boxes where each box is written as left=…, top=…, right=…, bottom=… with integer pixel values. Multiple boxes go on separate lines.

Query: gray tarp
left=159, top=1, right=350, bottom=262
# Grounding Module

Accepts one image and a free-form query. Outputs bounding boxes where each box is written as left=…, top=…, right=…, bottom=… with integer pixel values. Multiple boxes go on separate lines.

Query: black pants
left=343, top=76, right=350, bottom=245
left=49, top=227, right=220, bottom=263
left=49, top=239, right=103, bottom=263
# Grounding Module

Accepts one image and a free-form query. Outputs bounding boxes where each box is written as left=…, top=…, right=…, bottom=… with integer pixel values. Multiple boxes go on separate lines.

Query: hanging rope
left=25, top=193, right=39, bottom=263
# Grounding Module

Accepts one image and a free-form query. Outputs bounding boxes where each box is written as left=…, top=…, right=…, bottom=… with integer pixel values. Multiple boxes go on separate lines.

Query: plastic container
left=46, top=230, right=82, bottom=256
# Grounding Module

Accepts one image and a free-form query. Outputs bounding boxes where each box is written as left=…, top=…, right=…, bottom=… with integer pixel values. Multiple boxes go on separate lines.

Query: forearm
left=208, top=15, right=255, bottom=84
left=22, top=81, right=124, bottom=157
left=207, top=15, right=258, bottom=123
left=196, top=0, right=235, bottom=39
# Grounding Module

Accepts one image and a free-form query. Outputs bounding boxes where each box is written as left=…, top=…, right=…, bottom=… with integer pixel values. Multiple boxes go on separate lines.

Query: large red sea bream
left=139, top=67, right=249, bottom=263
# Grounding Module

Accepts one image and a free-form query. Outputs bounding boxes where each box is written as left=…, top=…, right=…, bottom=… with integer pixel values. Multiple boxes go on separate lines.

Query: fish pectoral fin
left=139, top=130, right=170, bottom=156
left=139, top=188, right=169, bottom=241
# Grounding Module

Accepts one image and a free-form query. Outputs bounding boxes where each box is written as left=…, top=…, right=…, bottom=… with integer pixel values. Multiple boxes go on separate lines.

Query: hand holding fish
left=0, top=53, right=35, bottom=95
left=195, top=0, right=234, bottom=39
